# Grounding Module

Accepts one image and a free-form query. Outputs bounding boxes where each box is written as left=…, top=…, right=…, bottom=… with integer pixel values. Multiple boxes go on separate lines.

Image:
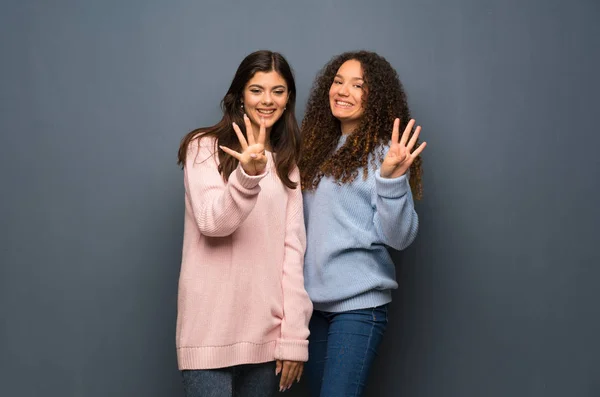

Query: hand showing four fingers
left=220, top=114, right=268, bottom=176
left=380, top=118, right=427, bottom=179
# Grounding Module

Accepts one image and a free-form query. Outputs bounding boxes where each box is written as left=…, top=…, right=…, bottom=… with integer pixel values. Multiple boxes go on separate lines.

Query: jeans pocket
left=371, top=304, right=388, bottom=323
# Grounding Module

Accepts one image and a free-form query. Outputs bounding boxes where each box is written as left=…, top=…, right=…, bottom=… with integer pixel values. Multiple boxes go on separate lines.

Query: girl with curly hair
left=176, top=50, right=312, bottom=396
left=298, top=50, right=427, bottom=396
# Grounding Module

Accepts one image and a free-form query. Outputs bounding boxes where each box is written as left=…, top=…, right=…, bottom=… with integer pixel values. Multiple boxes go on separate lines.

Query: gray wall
left=1, top=0, right=599, bottom=396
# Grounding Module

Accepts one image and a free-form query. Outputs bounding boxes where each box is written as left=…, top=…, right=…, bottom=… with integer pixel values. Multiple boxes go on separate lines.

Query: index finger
left=390, top=118, right=400, bottom=145
left=232, top=122, right=248, bottom=150
left=279, top=362, right=292, bottom=391
left=243, top=114, right=255, bottom=146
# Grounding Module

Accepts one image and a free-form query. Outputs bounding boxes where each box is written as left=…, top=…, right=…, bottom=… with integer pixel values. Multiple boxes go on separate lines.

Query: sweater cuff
left=233, top=163, right=269, bottom=190
left=375, top=169, right=410, bottom=198
left=274, top=338, right=309, bottom=362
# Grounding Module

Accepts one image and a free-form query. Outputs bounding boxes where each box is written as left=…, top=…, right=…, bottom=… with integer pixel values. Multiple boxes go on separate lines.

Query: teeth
left=257, top=109, right=275, bottom=114
left=336, top=101, right=352, bottom=107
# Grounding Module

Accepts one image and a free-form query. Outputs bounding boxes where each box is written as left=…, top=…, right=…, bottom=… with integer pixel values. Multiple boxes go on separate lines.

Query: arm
left=374, top=118, right=426, bottom=250
left=184, top=138, right=268, bottom=237
left=275, top=167, right=312, bottom=362
left=372, top=171, right=419, bottom=251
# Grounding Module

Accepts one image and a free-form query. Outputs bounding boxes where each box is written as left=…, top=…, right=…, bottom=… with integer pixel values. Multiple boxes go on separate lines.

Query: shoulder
left=188, top=135, right=216, bottom=151
left=187, top=135, right=218, bottom=166
left=288, top=165, right=300, bottom=180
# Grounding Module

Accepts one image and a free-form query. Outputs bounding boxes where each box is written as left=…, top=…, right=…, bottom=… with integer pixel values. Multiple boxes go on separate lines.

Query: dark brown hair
left=177, top=50, right=301, bottom=189
left=299, top=50, right=423, bottom=199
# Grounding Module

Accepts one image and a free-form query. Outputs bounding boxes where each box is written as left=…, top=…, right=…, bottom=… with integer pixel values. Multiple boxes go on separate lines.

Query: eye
left=249, top=89, right=261, bottom=94
left=333, top=80, right=342, bottom=85
left=353, top=84, right=363, bottom=89
left=273, top=90, right=285, bottom=95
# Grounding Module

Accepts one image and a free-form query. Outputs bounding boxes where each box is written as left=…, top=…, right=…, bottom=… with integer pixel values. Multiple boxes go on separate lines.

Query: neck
left=340, top=120, right=359, bottom=135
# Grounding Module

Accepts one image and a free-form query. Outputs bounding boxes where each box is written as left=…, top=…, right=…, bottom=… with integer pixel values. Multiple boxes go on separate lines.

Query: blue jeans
left=306, top=305, right=389, bottom=397
left=181, top=362, right=277, bottom=397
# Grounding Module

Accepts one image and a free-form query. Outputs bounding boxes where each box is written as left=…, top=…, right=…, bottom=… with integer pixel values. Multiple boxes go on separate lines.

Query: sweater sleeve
left=274, top=167, right=313, bottom=362
left=184, top=138, right=269, bottom=237
left=371, top=170, right=419, bottom=251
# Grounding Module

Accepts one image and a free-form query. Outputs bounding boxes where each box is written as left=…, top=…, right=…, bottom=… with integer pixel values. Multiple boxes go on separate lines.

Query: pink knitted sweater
left=176, top=137, right=312, bottom=370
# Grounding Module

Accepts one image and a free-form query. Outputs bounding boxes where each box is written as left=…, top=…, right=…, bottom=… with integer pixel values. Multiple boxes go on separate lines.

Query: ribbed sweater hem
left=312, top=290, right=392, bottom=313
left=177, top=340, right=277, bottom=370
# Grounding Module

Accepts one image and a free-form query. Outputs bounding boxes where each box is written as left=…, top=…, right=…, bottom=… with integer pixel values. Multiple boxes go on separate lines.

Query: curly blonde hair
left=299, top=51, right=423, bottom=199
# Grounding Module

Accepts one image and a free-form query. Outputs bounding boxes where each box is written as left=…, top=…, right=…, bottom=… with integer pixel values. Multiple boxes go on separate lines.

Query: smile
left=257, top=109, right=276, bottom=114
left=334, top=100, right=353, bottom=108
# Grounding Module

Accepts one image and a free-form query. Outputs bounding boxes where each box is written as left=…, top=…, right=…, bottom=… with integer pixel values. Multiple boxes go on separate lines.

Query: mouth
left=256, top=109, right=276, bottom=116
left=334, top=100, right=354, bottom=109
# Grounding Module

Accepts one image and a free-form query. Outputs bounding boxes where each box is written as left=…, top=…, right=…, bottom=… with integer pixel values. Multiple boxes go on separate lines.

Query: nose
left=338, top=83, right=350, bottom=96
left=261, top=92, right=274, bottom=105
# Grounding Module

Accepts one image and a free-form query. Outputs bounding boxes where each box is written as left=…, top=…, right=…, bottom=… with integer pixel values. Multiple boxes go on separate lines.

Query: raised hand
left=220, top=114, right=268, bottom=176
left=380, top=118, right=427, bottom=179
left=276, top=360, right=304, bottom=392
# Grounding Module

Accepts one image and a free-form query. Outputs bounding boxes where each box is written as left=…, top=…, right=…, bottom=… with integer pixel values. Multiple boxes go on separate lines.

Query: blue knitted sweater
left=302, top=136, right=419, bottom=312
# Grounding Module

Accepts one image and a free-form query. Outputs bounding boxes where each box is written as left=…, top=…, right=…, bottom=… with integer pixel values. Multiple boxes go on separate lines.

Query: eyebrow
left=248, top=84, right=287, bottom=90
left=334, top=74, right=364, bottom=82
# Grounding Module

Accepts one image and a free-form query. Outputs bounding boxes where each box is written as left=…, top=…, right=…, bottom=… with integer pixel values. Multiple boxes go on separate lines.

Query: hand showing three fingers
left=380, top=118, right=427, bottom=179
left=220, top=114, right=267, bottom=176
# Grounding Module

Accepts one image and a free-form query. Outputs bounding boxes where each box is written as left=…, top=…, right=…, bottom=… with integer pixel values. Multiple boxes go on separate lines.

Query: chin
left=331, top=110, right=346, bottom=120
left=251, top=112, right=283, bottom=126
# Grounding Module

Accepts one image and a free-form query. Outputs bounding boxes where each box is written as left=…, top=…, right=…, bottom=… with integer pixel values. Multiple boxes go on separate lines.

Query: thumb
left=275, top=360, right=282, bottom=376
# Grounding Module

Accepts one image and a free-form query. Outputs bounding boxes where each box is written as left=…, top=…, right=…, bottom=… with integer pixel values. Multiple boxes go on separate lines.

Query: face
left=329, top=59, right=366, bottom=134
left=242, top=71, right=289, bottom=133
